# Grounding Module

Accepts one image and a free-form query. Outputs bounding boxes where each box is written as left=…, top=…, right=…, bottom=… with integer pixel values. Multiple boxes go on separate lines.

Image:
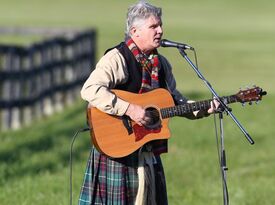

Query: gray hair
left=125, top=1, right=162, bottom=37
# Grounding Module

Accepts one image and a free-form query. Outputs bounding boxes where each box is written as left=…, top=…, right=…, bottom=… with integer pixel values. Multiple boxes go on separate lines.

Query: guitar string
left=145, top=102, right=209, bottom=115
left=141, top=91, right=259, bottom=119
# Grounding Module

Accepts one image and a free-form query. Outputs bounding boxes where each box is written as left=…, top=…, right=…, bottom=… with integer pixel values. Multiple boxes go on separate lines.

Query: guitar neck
left=160, top=95, right=237, bottom=119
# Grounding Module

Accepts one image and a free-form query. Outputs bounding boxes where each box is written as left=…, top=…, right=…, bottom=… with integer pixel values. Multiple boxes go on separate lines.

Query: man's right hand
left=125, top=104, right=150, bottom=126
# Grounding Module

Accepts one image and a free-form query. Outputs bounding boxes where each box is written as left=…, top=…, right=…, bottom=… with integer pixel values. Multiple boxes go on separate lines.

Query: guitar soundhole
left=144, top=107, right=161, bottom=129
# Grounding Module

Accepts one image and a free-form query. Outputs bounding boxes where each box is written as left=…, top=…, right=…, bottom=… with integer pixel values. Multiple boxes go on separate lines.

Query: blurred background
left=0, top=0, right=274, bottom=204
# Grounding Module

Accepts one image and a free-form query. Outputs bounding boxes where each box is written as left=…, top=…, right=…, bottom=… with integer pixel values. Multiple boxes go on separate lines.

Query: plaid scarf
left=126, top=38, right=160, bottom=93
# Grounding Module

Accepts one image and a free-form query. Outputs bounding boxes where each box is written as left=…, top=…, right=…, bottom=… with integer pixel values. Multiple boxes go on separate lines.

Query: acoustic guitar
left=87, top=87, right=266, bottom=158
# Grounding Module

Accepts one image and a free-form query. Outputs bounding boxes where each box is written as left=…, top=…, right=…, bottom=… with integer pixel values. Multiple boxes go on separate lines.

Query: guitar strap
left=121, top=115, right=133, bottom=135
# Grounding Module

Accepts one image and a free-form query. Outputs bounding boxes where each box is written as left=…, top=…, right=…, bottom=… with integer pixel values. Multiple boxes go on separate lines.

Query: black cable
left=192, top=48, right=203, bottom=81
left=69, top=127, right=90, bottom=205
left=193, top=48, right=199, bottom=72
left=213, top=113, right=229, bottom=204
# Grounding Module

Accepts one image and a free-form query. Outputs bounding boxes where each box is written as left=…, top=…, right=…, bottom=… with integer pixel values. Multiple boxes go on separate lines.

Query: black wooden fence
left=0, top=29, right=96, bottom=130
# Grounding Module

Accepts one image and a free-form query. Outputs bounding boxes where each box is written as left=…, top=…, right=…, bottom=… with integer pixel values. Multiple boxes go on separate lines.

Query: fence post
left=1, top=50, right=11, bottom=130
left=21, top=52, right=33, bottom=127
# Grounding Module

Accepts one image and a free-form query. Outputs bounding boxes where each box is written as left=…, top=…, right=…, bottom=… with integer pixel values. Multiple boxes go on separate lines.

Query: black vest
left=105, top=42, right=167, bottom=93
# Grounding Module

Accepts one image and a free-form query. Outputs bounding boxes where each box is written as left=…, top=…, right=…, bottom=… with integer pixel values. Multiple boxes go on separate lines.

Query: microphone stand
left=177, top=48, right=254, bottom=205
left=178, top=48, right=254, bottom=144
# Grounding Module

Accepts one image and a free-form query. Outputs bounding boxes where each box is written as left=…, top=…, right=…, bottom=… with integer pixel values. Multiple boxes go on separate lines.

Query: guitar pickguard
left=133, top=124, right=162, bottom=141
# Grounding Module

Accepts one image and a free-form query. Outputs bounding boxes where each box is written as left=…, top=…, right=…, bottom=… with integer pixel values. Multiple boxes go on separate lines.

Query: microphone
left=160, top=39, right=194, bottom=50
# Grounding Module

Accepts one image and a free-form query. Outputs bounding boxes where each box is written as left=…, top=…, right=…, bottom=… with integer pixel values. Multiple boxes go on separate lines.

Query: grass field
left=0, top=0, right=274, bottom=204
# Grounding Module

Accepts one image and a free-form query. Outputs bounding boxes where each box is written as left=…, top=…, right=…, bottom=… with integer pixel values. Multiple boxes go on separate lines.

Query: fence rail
left=0, top=29, right=96, bottom=130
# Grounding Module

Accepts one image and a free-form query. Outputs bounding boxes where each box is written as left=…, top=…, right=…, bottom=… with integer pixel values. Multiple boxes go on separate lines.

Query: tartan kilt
left=78, top=147, right=168, bottom=205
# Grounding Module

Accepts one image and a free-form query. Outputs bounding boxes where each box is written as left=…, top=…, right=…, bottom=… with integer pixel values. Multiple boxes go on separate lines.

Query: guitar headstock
left=235, top=86, right=267, bottom=104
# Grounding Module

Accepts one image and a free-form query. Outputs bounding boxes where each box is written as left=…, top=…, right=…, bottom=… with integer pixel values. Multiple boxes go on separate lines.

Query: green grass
left=0, top=0, right=274, bottom=204
left=0, top=100, right=89, bottom=204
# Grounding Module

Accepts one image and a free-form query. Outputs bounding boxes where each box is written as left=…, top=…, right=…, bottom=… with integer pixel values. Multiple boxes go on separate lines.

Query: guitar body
left=87, top=88, right=175, bottom=158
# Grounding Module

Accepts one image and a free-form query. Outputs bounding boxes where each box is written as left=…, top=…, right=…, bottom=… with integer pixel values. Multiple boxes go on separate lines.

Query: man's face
left=132, top=15, right=163, bottom=53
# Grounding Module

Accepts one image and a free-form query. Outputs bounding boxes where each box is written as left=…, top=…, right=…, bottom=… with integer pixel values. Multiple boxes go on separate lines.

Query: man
left=79, top=1, right=218, bottom=204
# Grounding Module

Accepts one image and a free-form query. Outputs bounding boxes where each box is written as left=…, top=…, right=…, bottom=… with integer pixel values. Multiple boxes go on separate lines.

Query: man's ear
left=130, top=26, right=139, bottom=37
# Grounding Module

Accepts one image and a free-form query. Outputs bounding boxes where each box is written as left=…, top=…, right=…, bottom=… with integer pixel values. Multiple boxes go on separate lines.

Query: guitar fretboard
left=160, top=95, right=237, bottom=119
